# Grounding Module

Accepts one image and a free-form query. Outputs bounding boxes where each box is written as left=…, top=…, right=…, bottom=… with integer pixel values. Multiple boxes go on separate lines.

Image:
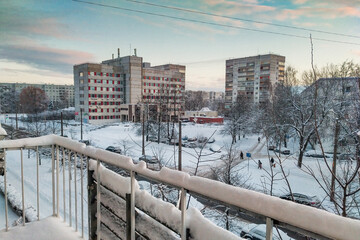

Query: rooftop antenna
left=129, top=44, right=131, bottom=56
left=134, top=48, right=137, bottom=57
left=117, top=48, right=120, bottom=58
left=112, top=53, right=114, bottom=59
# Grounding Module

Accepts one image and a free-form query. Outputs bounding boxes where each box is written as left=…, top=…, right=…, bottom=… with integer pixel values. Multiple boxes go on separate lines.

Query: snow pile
left=0, top=124, right=7, bottom=136
left=0, top=181, right=37, bottom=222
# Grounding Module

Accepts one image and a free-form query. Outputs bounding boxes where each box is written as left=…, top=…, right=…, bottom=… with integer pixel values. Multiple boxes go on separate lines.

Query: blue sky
left=0, top=0, right=359, bottom=91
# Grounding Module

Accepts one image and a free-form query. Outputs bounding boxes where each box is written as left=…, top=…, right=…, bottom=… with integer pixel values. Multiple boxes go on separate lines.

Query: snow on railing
left=1, top=135, right=360, bottom=240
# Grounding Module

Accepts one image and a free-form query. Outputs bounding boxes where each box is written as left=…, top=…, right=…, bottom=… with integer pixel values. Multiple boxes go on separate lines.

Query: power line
left=124, top=0, right=360, bottom=39
left=72, top=0, right=360, bottom=46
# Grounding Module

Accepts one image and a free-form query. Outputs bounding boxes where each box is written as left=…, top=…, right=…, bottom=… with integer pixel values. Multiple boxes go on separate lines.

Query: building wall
left=74, top=55, right=186, bottom=124
left=0, top=82, right=74, bottom=109
left=225, top=54, right=285, bottom=109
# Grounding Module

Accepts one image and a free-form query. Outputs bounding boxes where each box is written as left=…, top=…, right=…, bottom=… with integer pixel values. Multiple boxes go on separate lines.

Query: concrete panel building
left=225, top=54, right=285, bottom=109
left=0, top=83, right=74, bottom=111
left=74, top=51, right=185, bottom=124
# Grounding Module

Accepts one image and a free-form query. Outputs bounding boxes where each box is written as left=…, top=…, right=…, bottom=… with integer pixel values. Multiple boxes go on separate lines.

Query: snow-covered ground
left=0, top=192, right=18, bottom=229
left=0, top=120, right=357, bottom=238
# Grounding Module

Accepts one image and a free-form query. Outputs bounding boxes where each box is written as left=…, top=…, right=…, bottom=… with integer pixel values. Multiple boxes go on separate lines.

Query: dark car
left=280, top=193, right=321, bottom=208
left=138, top=155, right=158, bottom=164
left=240, top=224, right=282, bottom=240
left=105, top=146, right=122, bottom=154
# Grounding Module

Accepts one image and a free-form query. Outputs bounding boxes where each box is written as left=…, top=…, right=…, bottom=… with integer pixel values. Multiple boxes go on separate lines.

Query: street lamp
left=0, top=123, right=7, bottom=176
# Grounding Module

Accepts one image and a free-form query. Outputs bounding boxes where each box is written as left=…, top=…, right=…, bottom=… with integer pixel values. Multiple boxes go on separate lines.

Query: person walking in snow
left=258, top=160, right=262, bottom=169
left=270, top=157, right=275, bottom=167
left=258, top=137, right=261, bottom=143
left=240, top=151, right=244, bottom=160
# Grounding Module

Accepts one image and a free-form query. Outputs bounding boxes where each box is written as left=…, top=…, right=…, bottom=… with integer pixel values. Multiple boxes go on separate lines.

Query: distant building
left=0, top=82, right=74, bottom=112
left=225, top=54, right=285, bottom=109
left=184, top=107, right=218, bottom=118
left=74, top=50, right=185, bottom=124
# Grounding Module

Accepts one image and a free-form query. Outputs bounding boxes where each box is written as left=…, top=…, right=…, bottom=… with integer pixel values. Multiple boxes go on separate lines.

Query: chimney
left=112, top=54, right=114, bottom=59
left=134, top=48, right=137, bottom=57
left=118, top=48, right=120, bottom=58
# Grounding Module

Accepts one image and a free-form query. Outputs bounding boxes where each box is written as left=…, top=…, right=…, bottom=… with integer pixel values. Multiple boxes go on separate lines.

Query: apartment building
left=0, top=82, right=74, bottom=111
left=73, top=52, right=185, bottom=124
left=225, top=54, right=285, bottom=108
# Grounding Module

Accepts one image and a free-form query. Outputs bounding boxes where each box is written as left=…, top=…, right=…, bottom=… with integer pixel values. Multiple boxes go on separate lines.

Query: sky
left=0, top=0, right=359, bottom=91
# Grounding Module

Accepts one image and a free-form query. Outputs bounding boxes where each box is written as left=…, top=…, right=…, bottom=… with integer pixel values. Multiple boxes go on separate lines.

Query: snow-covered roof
left=200, top=107, right=212, bottom=112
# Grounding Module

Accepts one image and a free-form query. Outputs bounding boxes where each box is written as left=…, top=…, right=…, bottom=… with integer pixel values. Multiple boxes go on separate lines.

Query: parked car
left=280, top=193, right=321, bottom=208
left=240, top=224, right=283, bottom=240
left=138, top=155, right=160, bottom=170
left=274, top=147, right=291, bottom=155
left=148, top=136, right=158, bottom=142
left=198, top=137, right=208, bottom=143
left=79, top=140, right=90, bottom=145
left=305, top=150, right=329, bottom=158
left=105, top=146, right=122, bottom=154
left=207, top=138, right=215, bottom=144
left=184, top=142, right=197, bottom=148
left=209, top=145, right=221, bottom=153
left=337, top=153, right=353, bottom=161
left=187, top=137, right=197, bottom=142
left=268, top=145, right=276, bottom=150
left=138, top=155, right=158, bottom=164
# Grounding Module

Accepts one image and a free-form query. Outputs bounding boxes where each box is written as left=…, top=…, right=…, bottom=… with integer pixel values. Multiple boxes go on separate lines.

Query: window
left=79, top=72, right=84, bottom=77
left=80, top=79, right=84, bottom=84
left=345, top=87, right=351, bottom=93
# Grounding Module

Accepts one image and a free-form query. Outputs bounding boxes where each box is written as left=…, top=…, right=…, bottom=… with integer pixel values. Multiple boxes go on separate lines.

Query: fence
left=1, top=135, right=360, bottom=240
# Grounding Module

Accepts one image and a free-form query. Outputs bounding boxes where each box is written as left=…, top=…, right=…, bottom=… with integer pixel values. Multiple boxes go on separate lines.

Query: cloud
left=0, top=3, right=70, bottom=42
left=0, top=43, right=95, bottom=74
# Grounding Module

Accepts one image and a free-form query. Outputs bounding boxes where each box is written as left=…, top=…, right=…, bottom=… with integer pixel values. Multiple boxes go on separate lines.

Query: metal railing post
left=63, top=148, right=66, bottom=222
left=21, top=148, right=25, bottom=226
left=68, top=150, right=72, bottom=227
left=36, top=146, right=40, bottom=221
left=56, top=145, right=59, bottom=217
left=96, top=159, right=101, bottom=240
left=52, top=145, right=55, bottom=216
left=130, top=171, right=135, bottom=240
left=87, top=158, right=97, bottom=240
left=81, top=155, right=84, bottom=238
left=4, top=148, right=8, bottom=231
left=74, top=153, right=78, bottom=231
left=180, top=188, right=187, bottom=240
left=266, top=217, right=273, bottom=240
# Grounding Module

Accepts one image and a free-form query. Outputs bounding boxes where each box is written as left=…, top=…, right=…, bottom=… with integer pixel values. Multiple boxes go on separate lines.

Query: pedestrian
left=240, top=151, right=244, bottom=160
left=270, top=157, right=275, bottom=167
left=258, top=137, right=261, bottom=143
left=258, top=160, right=262, bottom=169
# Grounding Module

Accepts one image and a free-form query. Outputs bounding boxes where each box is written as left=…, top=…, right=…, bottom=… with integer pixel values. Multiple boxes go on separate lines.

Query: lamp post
left=0, top=123, right=8, bottom=176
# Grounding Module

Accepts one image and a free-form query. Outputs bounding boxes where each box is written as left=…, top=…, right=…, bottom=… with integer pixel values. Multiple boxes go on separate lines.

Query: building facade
left=0, top=83, right=74, bottom=111
left=74, top=54, right=185, bottom=124
left=225, top=54, right=285, bottom=109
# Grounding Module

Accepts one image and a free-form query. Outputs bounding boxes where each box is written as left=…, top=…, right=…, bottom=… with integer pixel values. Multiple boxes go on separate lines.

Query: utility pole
left=142, top=111, right=145, bottom=155
left=61, top=112, right=63, bottom=137
left=330, top=119, right=340, bottom=202
left=80, top=108, right=83, bottom=141
left=178, top=121, right=182, bottom=171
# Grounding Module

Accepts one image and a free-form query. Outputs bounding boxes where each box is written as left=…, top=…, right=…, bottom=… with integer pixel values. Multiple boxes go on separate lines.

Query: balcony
left=1, top=135, right=360, bottom=240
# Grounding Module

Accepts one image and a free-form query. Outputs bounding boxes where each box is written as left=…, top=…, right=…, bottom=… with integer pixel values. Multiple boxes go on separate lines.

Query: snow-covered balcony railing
left=1, top=135, right=360, bottom=240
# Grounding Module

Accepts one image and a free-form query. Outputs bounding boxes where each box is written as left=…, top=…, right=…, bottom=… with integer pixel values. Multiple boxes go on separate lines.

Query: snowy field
left=0, top=120, right=356, bottom=238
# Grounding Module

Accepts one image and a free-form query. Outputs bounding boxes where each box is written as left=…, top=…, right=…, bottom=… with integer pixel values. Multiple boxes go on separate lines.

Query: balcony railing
left=1, top=135, right=360, bottom=240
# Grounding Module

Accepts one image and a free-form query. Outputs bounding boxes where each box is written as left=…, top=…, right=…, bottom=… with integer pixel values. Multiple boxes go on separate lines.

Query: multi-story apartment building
left=0, top=83, right=74, bottom=111
left=74, top=52, right=185, bottom=124
left=225, top=54, right=285, bottom=109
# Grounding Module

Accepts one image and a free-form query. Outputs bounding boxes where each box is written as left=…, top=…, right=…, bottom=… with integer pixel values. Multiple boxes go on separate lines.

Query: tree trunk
left=297, top=135, right=304, bottom=168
